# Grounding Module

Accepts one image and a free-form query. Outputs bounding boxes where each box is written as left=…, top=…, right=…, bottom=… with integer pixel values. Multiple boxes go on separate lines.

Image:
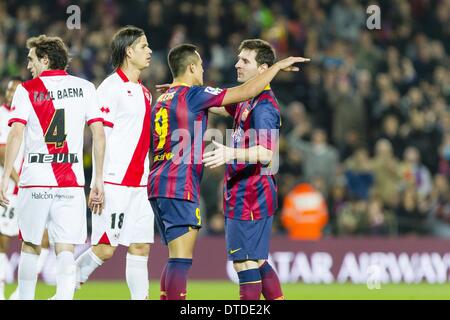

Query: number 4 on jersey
left=45, top=109, right=67, bottom=148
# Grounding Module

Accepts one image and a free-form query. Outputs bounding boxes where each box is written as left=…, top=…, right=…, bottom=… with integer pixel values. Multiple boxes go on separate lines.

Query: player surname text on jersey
left=32, top=87, right=84, bottom=102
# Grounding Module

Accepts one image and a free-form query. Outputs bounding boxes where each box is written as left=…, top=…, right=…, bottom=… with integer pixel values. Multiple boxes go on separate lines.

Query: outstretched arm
left=221, top=56, right=310, bottom=106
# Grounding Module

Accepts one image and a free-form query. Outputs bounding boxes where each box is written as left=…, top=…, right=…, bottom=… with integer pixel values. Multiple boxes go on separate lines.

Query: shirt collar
left=40, top=70, right=68, bottom=77
left=116, top=68, right=143, bottom=84
left=116, top=68, right=129, bottom=82
left=170, top=82, right=191, bottom=88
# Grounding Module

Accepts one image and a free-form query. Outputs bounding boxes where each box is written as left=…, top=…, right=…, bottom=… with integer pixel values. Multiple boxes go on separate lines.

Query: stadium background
left=2, top=0, right=450, bottom=299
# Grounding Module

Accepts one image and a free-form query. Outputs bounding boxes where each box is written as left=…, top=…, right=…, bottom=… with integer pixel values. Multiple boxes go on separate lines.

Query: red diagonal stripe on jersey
left=22, top=78, right=78, bottom=187
left=121, top=85, right=151, bottom=186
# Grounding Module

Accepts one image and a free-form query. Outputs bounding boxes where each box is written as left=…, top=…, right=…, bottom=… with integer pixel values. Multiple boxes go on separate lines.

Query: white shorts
left=16, top=187, right=87, bottom=246
left=0, top=195, right=19, bottom=237
left=91, top=184, right=154, bottom=247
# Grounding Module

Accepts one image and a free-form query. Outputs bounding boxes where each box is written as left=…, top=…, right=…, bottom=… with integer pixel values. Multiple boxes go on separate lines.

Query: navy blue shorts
left=149, top=197, right=201, bottom=245
left=225, top=216, right=273, bottom=261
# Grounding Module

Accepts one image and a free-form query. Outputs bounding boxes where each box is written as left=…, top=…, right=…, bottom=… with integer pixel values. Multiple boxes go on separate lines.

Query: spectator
left=343, top=147, right=374, bottom=200
left=288, top=128, right=339, bottom=193
left=399, top=146, right=433, bottom=199
left=371, top=139, right=402, bottom=208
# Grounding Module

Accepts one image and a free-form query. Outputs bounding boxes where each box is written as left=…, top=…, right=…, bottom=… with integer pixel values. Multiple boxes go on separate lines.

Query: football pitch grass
left=4, top=281, right=450, bottom=300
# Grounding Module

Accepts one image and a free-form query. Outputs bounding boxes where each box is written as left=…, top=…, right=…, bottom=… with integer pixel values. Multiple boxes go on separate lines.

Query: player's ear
left=189, top=63, right=196, bottom=74
left=126, top=46, right=133, bottom=59
left=258, top=63, right=269, bottom=73
left=40, top=55, right=49, bottom=67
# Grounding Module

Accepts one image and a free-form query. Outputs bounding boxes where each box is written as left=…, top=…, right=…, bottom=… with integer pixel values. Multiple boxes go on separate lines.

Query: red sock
left=238, top=269, right=262, bottom=300
left=165, top=258, right=192, bottom=300
left=160, top=263, right=168, bottom=300
left=259, top=261, right=284, bottom=300
left=240, top=282, right=262, bottom=300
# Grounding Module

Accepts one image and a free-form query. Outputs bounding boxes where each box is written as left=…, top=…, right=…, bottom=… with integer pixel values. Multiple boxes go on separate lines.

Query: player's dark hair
left=168, top=44, right=199, bottom=78
left=26, top=35, right=69, bottom=70
left=238, top=39, right=276, bottom=67
left=111, top=25, right=145, bottom=69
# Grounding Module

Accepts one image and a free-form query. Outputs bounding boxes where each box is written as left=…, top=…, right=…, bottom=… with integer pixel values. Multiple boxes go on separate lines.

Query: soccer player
left=203, top=39, right=288, bottom=300
left=74, top=26, right=155, bottom=300
left=1, top=86, right=53, bottom=302
left=148, top=43, right=308, bottom=300
left=0, top=35, right=106, bottom=300
left=0, top=78, right=23, bottom=300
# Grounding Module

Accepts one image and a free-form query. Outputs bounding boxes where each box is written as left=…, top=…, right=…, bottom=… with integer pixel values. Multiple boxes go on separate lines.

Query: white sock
left=76, top=248, right=103, bottom=285
left=55, top=251, right=76, bottom=300
left=0, top=253, right=7, bottom=300
left=36, top=248, right=49, bottom=274
left=126, top=253, right=149, bottom=300
left=18, top=252, right=39, bottom=300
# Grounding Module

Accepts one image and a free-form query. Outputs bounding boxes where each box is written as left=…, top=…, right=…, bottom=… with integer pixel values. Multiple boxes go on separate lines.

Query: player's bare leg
left=233, top=260, right=262, bottom=300
left=18, top=241, right=41, bottom=300
left=0, top=234, right=11, bottom=300
left=126, top=243, right=150, bottom=300
left=54, top=243, right=76, bottom=300
left=168, top=228, right=198, bottom=259
left=258, top=259, right=284, bottom=300
left=163, top=228, right=198, bottom=300
left=91, top=243, right=116, bottom=261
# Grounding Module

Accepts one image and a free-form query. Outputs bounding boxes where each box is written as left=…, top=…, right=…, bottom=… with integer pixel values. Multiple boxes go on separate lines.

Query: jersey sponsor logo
left=204, top=87, right=223, bottom=95
left=28, top=153, right=79, bottom=164
left=153, top=152, right=174, bottom=162
left=31, top=192, right=74, bottom=200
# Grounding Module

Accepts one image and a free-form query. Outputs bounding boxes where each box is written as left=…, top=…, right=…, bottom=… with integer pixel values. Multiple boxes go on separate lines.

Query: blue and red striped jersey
left=223, top=87, right=281, bottom=220
left=148, top=84, right=227, bottom=203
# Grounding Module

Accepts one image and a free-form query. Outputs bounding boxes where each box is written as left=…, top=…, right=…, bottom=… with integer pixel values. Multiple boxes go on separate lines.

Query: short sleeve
left=186, top=86, right=227, bottom=113
left=85, top=83, right=103, bottom=126
left=97, top=81, right=118, bottom=128
left=251, top=101, right=281, bottom=151
left=8, top=84, right=32, bottom=127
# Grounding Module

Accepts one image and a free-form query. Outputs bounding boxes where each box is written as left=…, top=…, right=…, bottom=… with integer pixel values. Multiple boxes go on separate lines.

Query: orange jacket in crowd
left=281, top=183, right=328, bottom=240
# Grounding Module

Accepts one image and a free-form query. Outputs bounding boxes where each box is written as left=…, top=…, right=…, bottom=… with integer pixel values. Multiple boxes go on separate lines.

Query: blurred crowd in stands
left=1, top=0, right=450, bottom=238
